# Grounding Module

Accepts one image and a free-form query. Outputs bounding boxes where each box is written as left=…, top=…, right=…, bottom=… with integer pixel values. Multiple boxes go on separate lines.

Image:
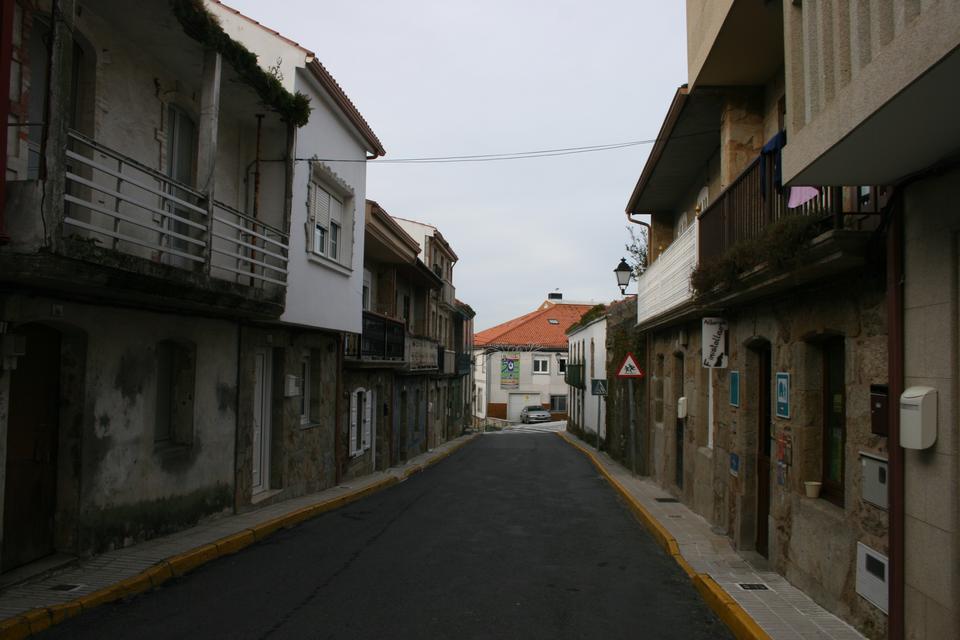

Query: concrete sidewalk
left=558, top=431, right=866, bottom=640
left=0, top=434, right=477, bottom=638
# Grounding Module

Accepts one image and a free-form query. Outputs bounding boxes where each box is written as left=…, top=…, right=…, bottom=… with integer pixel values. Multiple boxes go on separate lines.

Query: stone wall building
left=624, top=2, right=896, bottom=636
left=619, top=2, right=960, bottom=637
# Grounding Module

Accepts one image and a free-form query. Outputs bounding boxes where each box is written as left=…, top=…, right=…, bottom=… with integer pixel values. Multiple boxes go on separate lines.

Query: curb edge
left=555, top=431, right=771, bottom=640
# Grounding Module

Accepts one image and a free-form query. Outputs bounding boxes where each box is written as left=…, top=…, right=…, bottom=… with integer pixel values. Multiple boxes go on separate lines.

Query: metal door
left=2, top=324, right=61, bottom=571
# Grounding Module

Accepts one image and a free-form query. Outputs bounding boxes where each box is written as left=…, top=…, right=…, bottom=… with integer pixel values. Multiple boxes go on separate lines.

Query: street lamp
left=614, top=258, right=632, bottom=295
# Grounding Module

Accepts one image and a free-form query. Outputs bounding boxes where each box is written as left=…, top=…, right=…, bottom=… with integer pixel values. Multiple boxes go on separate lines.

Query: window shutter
left=313, top=185, right=331, bottom=254
left=349, top=390, right=359, bottom=456
left=330, top=195, right=343, bottom=227
left=362, top=389, right=374, bottom=450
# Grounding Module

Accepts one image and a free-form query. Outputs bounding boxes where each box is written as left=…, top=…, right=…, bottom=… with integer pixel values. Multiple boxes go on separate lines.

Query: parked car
left=520, top=405, right=552, bottom=424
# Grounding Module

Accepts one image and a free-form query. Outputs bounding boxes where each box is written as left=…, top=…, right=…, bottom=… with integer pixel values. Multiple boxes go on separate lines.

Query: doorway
left=674, top=353, right=684, bottom=489
left=755, top=343, right=773, bottom=557
left=251, top=348, right=272, bottom=494
left=2, top=324, right=61, bottom=571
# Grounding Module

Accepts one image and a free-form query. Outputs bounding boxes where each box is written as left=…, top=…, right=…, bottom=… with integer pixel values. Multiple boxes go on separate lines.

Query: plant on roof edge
left=170, top=0, right=311, bottom=128
left=566, top=304, right=607, bottom=335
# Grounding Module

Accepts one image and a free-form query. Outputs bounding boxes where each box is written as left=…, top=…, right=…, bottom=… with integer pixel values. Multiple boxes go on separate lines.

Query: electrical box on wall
left=677, top=397, right=687, bottom=419
left=856, top=542, right=888, bottom=613
left=900, top=386, right=937, bottom=449
left=860, top=452, right=888, bottom=509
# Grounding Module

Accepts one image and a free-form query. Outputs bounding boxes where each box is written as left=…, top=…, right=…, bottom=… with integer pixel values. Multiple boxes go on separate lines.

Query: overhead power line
left=291, top=128, right=717, bottom=165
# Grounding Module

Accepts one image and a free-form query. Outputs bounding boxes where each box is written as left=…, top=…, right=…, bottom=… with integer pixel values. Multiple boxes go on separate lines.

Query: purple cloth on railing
left=760, top=130, right=787, bottom=198
left=788, top=186, right=820, bottom=208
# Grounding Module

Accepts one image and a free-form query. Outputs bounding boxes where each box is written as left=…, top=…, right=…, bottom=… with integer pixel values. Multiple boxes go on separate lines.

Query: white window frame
left=349, top=387, right=374, bottom=457
left=306, top=163, right=354, bottom=270
left=300, top=353, right=311, bottom=425
left=558, top=357, right=567, bottom=374
left=533, top=356, right=550, bottom=375
left=550, top=395, right=567, bottom=412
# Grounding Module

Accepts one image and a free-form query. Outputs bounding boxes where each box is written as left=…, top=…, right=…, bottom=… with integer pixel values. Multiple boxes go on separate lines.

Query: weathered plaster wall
left=0, top=295, right=238, bottom=555
left=901, top=168, right=960, bottom=640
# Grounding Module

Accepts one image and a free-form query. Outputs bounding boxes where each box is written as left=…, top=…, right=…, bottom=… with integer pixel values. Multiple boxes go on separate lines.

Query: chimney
left=547, top=292, right=563, bottom=301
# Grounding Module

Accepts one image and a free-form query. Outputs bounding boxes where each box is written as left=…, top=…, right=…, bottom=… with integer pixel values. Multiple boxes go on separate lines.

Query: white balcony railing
left=636, top=222, right=697, bottom=325
left=62, top=130, right=288, bottom=291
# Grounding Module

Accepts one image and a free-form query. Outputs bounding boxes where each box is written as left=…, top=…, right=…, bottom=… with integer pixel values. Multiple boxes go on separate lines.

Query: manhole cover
left=49, top=584, right=83, bottom=592
left=655, top=498, right=679, bottom=503
left=737, top=583, right=770, bottom=591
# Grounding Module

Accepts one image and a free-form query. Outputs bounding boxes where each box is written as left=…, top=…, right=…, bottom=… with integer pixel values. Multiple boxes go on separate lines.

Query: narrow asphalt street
left=40, top=433, right=731, bottom=639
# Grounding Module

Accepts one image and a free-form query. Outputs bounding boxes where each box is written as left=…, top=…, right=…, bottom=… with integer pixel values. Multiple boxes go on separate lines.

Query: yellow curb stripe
left=20, top=610, right=50, bottom=636
left=0, top=435, right=478, bottom=639
left=46, top=601, right=82, bottom=626
left=695, top=574, right=772, bottom=640
left=555, top=431, right=771, bottom=640
left=0, top=615, right=30, bottom=640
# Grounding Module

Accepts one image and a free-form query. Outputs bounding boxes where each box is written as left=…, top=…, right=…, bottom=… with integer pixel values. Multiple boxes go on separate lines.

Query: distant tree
left=625, top=225, right=648, bottom=277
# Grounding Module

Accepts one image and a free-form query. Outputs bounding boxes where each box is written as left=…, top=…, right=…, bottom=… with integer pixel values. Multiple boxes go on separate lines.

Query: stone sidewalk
left=0, top=434, right=477, bottom=638
left=558, top=431, right=867, bottom=640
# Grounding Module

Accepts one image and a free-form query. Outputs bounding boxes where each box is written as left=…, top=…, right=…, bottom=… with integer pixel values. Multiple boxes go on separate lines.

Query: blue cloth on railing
left=760, top=130, right=787, bottom=198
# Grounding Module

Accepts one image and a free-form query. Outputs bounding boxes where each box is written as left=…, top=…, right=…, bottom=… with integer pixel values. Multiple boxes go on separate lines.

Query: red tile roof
left=475, top=302, right=595, bottom=349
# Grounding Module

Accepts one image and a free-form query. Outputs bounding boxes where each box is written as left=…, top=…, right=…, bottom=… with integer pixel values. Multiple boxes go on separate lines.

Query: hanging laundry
left=788, top=186, right=821, bottom=208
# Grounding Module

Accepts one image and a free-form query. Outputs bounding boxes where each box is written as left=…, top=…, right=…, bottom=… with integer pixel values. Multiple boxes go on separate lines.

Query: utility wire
left=290, top=128, right=716, bottom=165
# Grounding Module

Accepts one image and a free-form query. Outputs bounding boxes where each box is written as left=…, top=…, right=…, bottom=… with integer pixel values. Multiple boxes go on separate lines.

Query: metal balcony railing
left=456, top=353, right=471, bottom=375
left=344, top=311, right=405, bottom=361
left=565, top=363, right=585, bottom=389
left=62, top=130, right=289, bottom=290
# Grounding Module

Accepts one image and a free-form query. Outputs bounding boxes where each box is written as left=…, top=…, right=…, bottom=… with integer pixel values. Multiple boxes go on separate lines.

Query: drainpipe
left=886, top=195, right=904, bottom=640
left=335, top=332, right=343, bottom=484
left=0, top=0, right=15, bottom=245
left=626, top=212, right=651, bottom=270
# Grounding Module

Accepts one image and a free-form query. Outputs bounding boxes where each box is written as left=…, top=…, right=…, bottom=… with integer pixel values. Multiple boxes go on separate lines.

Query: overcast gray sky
left=225, top=0, right=687, bottom=331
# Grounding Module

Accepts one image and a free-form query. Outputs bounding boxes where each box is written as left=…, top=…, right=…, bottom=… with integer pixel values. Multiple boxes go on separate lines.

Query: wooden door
left=2, top=324, right=61, bottom=571
left=756, top=345, right=772, bottom=557
left=251, top=349, right=272, bottom=494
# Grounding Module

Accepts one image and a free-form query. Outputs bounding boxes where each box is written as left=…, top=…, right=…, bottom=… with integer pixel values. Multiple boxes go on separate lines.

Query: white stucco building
left=473, top=294, right=593, bottom=423
left=567, top=314, right=607, bottom=443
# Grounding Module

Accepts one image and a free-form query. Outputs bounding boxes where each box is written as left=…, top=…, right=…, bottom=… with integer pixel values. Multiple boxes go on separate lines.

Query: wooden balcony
left=698, top=154, right=885, bottom=265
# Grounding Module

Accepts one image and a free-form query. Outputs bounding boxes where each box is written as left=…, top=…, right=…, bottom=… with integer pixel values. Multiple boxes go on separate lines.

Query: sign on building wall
left=776, top=372, right=791, bottom=418
left=701, top=317, right=728, bottom=368
left=500, top=354, right=519, bottom=389
left=729, top=371, right=740, bottom=407
left=591, top=379, right=608, bottom=396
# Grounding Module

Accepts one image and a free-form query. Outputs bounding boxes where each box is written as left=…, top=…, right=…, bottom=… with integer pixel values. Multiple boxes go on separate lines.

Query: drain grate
left=655, top=498, right=679, bottom=503
left=667, top=514, right=683, bottom=519
left=737, top=583, right=770, bottom=591
left=49, top=584, right=83, bottom=592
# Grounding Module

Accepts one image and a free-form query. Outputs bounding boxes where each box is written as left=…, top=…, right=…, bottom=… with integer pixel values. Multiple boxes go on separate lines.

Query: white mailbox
left=900, top=386, right=937, bottom=449
left=677, top=396, right=688, bottom=419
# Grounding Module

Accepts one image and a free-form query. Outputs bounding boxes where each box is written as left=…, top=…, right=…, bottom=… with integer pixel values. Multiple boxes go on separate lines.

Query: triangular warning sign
left=617, top=353, right=644, bottom=378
